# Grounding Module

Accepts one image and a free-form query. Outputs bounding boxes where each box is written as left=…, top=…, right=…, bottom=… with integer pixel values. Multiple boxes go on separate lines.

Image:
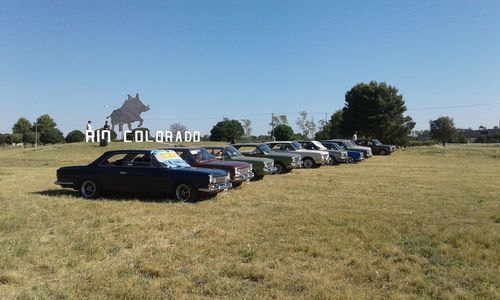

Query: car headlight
left=235, top=168, right=240, bottom=176
left=208, top=174, right=213, bottom=184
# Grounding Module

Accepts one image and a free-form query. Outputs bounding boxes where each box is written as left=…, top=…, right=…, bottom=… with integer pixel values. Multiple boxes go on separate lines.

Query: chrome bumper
left=198, top=182, right=232, bottom=193
left=231, top=172, right=255, bottom=183
left=261, top=166, right=277, bottom=174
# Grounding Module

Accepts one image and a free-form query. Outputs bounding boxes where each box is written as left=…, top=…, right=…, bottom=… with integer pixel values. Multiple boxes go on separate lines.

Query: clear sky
left=1, top=0, right=499, bottom=135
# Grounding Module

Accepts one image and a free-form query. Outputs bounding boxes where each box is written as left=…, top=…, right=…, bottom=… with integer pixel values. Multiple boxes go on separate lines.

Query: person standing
left=86, top=120, right=92, bottom=132
left=103, top=120, right=110, bottom=130
left=352, top=131, right=357, bottom=142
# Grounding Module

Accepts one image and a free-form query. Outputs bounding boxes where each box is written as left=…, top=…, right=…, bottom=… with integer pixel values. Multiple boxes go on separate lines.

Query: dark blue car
left=55, top=149, right=231, bottom=202
left=319, top=141, right=364, bottom=163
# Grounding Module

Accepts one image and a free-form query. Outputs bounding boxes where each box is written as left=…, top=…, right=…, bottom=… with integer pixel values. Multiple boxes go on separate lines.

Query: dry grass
left=0, top=143, right=499, bottom=298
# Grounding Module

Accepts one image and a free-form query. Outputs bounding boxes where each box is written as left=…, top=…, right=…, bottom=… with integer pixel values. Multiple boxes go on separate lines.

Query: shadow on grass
left=33, top=189, right=217, bottom=204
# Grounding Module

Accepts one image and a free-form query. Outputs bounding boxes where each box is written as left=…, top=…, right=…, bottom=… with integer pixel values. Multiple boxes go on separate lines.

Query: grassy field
left=0, top=143, right=499, bottom=299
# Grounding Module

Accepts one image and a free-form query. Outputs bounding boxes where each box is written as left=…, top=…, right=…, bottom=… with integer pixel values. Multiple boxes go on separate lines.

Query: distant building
left=458, top=127, right=500, bottom=142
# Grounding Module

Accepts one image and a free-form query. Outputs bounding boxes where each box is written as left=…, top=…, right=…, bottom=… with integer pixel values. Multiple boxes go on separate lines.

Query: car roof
left=266, top=141, right=294, bottom=143
left=102, top=149, right=155, bottom=155
left=232, top=143, right=263, bottom=146
left=162, top=147, right=200, bottom=150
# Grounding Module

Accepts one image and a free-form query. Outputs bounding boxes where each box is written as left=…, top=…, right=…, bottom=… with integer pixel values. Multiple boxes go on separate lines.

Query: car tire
left=302, top=157, right=315, bottom=169
left=174, top=183, right=197, bottom=202
left=79, top=180, right=100, bottom=199
left=252, top=170, right=264, bottom=180
left=346, top=157, right=355, bottom=164
left=232, top=182, right=243, bottom=188
left=379, top=149, right=387, bottom=155
left=274, top=162, right=285, bottom=174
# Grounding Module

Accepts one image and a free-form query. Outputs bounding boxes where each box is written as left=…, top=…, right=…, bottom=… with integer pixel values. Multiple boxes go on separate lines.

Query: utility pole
left=271, top=113, right=275, bottom=140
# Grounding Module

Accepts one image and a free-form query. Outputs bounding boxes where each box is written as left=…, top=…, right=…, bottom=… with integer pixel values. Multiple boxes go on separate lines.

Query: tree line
left=3, top=81, right=493, bottom=147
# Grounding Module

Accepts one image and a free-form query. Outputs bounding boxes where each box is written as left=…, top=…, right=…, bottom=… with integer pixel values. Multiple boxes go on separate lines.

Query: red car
left=164, top=147, right=254, bottom=187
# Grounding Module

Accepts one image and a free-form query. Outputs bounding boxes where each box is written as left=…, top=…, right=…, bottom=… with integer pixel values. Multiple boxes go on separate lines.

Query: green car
left=204, top=146, right=277, bottom=179
left=232, top=143, right=302, bottom=174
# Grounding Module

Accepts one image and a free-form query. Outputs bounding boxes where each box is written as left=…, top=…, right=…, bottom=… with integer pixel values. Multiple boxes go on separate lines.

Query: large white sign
left=85, top=130, right=201, bottom=143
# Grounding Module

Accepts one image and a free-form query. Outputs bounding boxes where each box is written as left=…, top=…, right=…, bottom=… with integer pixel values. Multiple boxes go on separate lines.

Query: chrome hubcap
left=303, top=159, right=313, bottom=168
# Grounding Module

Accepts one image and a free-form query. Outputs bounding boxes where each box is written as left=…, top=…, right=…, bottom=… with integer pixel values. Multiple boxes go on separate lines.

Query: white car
left=266, top=141, right=330, bottom=168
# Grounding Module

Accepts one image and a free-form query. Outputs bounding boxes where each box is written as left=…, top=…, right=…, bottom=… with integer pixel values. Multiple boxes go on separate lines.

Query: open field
left=0, top=143, right=499, bottom=298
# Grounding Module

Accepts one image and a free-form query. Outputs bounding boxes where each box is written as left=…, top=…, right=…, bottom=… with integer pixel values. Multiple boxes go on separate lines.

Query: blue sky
left=1, top=0, right=499, bottom=135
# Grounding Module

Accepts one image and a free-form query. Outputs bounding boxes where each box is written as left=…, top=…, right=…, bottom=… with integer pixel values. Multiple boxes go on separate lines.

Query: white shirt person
left=86, top=121, right=92, bottom=132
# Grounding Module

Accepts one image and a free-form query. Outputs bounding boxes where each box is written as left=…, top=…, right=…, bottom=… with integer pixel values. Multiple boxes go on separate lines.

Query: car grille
left=237, top=167, right=252, bottom=177
left=213, top=176, right=227, bottom=184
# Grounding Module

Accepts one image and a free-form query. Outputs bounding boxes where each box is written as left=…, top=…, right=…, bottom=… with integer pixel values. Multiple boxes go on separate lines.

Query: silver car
left=266, top=141, right=330, bottom=168
left=297, top=140, right=348, bottom=164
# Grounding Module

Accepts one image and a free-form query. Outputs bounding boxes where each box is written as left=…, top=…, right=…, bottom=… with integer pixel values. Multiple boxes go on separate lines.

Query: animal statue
left=107, top=93, right=150, bottom=132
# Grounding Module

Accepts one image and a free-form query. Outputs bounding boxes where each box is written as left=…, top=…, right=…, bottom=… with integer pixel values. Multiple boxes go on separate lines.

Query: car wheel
left=175, top=183, right=197, bottom=202
left=232, top=182, right=243, bottom=188
left=252, top=170, right=264, bottom=180
left=379, top=149, right=387, bottom=155
left=274, top=162, right=285, bottom=174
left=302, top=158, right=315, bottom=168
left=346, top=157, right=354, bottom=164
left=79, top=180, right=100, bottom=199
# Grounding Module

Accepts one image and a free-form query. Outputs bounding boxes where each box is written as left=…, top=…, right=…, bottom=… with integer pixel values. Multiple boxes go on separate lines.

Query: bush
left=65, top=130, right=85, bottom=143
left=40, top=128, right=65, bottom=145
left=407, top=140, right=436, bottom=147
left=5, top=133, right=23, bottom=145
left=22, top=131, right=37, bottom=147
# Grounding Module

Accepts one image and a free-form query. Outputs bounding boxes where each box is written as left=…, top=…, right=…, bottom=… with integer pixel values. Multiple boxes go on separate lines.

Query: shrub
left=65, top=130, right=85, bottom=143
left=40, top=128, right=65, bottom=145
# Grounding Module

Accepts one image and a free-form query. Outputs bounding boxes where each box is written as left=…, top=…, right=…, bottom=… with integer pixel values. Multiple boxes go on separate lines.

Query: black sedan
left=55, top=149, right=231, bottom=202
left=355, top=139, right=396, bottom=155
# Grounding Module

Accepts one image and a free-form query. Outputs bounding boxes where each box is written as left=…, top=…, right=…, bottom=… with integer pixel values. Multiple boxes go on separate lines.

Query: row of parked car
left=55, top=139, right=396, bottom=202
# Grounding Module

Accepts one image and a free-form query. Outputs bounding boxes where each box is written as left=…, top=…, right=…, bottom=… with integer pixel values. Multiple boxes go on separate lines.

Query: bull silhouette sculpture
left=107, top=93, right=150, bottom=132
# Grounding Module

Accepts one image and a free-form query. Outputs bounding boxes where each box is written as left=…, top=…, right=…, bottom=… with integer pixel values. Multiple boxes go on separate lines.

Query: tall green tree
left=12, top=117, right=32, bottom=135
left=210, top=119, right=244, bottom=142
left=35, top=114, right=57, bottom=132
left=40, top=128, right=65, bottom=145
left=273, top=124, right=294, bottom=140
left=340, top=81, right=415, bottom=145
left=430, top=116, right=457, bottom=146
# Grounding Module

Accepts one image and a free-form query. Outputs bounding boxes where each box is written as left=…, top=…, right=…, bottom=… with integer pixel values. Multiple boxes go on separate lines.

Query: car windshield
left=333, top=142, right=347, bottom=150
left=225, top=146, right=242, bottom=157
left=151, top=150, right=191, bottom=169
left=372, top=139, right=382, bottom=145
left=258, top=144, right=272, bottom=153
left=312, top=141, right=327, bottom=150
left=323, top=142, right=341, bottom=150
left=191, top=148, right=215, bottom=161
left=291, top=141, right=303, bottom=150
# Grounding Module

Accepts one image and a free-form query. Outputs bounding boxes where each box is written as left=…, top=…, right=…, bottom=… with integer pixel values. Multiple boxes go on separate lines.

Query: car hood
left=296, top=149, right=329, bottom=156
left=170, top=167, right=227, bottom=177
left=267, top=151, right=300, bottom=158
left=197, top=159, right=250, bottom=169
left=231, top=156, right=273, bottom=164
left=349, top=145, right=371, bottom=151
